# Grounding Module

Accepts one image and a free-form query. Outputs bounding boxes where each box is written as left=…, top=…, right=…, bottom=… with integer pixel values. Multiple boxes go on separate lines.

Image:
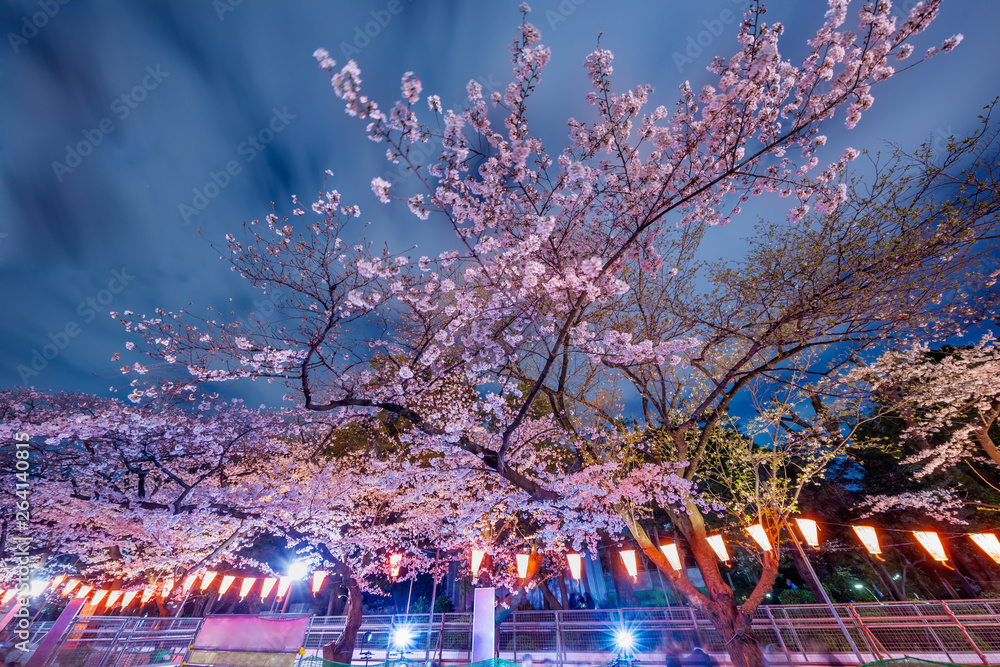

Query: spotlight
left=613, top=628, right=637, bottom=653
left=287, top=562, right=309, bottom=581
left=392, top=624, right=415, bottom=650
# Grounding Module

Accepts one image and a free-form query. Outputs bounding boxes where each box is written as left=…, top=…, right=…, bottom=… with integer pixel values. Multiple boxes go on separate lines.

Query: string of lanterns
left=2, top=525, right=997, bottom=609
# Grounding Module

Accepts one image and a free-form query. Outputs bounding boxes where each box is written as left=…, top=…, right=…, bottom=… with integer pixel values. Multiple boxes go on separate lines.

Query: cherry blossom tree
left=0, top=386, right=288, bottom=614
left=111, top=2, right=988, bottom=664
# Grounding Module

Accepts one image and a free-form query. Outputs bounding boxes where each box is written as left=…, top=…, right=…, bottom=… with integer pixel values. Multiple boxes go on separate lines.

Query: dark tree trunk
left=600, top=530, right=638, bottom=607
left=789, top=546, right=827, bottom=602
left=323, top=566, right=363, bottom=665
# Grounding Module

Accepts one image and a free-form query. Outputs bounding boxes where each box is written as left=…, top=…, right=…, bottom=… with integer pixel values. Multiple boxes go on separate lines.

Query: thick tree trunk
left=624, top=504, right=779, bottom=667
left=323, top=565, right=363, bottom=665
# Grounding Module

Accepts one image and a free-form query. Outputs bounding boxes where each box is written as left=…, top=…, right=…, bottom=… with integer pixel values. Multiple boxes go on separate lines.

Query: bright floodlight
left=854, top=584, right=864, bottom=589
left=287, top=562, right=309, bottom=580
left=392, top=624, right=415, bottom=649
left=614, top=628, right=637, bottom=653
left=30, top=580, right=48, bottom=596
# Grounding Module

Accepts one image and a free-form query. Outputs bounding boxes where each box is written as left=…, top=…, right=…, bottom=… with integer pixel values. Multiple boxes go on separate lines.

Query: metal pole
left=783, top=518, right=864, bottom=663
left=425, top=548, right=440, bottom=663
left=281, top=580, right=292, bottom=614
left=405, top=578, right=414, bottom=618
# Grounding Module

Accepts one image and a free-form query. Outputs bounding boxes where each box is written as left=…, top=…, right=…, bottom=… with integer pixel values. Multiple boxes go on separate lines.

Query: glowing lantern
left=75, top=585, right=93, bottom=599
left=120, top=591, right=138, bottom=608
left=852, top=525, right=884, bottom=560
left=913, top=531, right=948, bottom=562
left=1, top=590, right=15, bottom=604
left=161, top=578, right=174, bottom=598
left=239, top=578, right=256, bottom=599
left=106, top=591, right=121, bottom=608
left=0, top=590, right=5, bottom=601
left=32, top=580, right=49, bottom=595
left=200, top=571, right=217, bottom=591
left=471, top=549, right=486, bottom=578
left=660, top=543, right=683, bottom=571
left=970, top=533, right=1000, bottom=564
left=61, top=579, right=80, bottom=597
left=747, top=525, right=772, bottom=551
left=182, top=574, right=198, bottom=592
left=514, top=553, right=529, bottom=579
left=312, top=570, right=328, bottom=594
left=276, top=577, right=291, bottom=599
left=619, top=550, right=639, bottom=582
left=706, top=535, right=730, bottom=563
left=567, top=553, right=583, bottom=580
left=218, top=575, right=236, bottom=595
left=389, top=554, right=403, bottom=578
left=51, top=574, right=67, bottom=590
left=261, top=577, right=277, bottom=600
left=140, top=587, right=155, bottom=605
left=91, top=589, right=108, bottom=606
left=795, top=518, right=820, bottom=549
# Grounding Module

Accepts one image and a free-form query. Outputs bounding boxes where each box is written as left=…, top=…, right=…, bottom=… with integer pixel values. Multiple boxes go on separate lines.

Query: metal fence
left=5, top=600, right=1000, bottom=667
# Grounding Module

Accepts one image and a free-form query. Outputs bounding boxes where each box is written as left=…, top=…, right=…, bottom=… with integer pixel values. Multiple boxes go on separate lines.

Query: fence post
left=846, top=604, right=886, bottom=662
left=764, top=606, right=794, bottom=665
left=555, top=608, right=564, bottom=667
left=940, top=601, right=989, bottom=665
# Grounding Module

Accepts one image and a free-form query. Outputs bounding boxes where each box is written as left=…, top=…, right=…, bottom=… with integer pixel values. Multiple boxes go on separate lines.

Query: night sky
left=2, top=0, right=998, bottom=407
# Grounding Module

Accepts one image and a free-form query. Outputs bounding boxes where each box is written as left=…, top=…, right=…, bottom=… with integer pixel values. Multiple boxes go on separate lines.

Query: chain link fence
left=4, top=600, right=999, bottom=667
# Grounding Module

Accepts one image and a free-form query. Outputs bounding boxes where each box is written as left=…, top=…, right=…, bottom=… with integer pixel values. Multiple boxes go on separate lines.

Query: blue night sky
left=2, top=0, right=998, bottom=407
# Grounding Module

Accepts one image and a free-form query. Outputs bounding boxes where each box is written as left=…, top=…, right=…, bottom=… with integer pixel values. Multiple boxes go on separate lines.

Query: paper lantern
left=1, top=590, right=15, bottom=604
left=0, top=590, right=5, bottom=601
left=970, top=533, right=1000, bottom=564
left=471, top=549, right=486, bottom=578
left=619, top=549, right=638, bottom=582
left=795, top=518, right=820, bottom=549
left=389, top=553, right=403, bottom=578
left=852, top=525, right=883, bottom=558
left=76, top=585, right=93, bottom=599
left=51, top=574, right=67, bottom=590
left=312, top=570, right=328, bottom=594
left=747, top=524, right=772, bottom=551
left=261, top=577, right=277, bottom=600
left=182, top=574, right=198, bottom=592
left=200, top=571, right=217, bottom=591
left=218, top=575, right=236, bottom=595
left=516, top=553, right=530, bottom=579
left=32, top=580, right=49, bottom=595
left=567, top=553, right=583, bottom=580
left=106, top=591, right=121, bottom=608
left=706, top=535, right=730, bottom=562
left=91, top=589, right=108, bottom=606
left=239, top=577, right=256, bottom=599
left=61, top=579, right=80, bottom=597
left=140, top=587, right=155, bottom=605
left=120, top=591, right=138, bottom=608
left=660, top=543, right=683, bottom=571
left=276, top=576, right=291, bottom=600
left=161, top=578, right=174, bottom=598
left=913, top=531, right=948, bottom=562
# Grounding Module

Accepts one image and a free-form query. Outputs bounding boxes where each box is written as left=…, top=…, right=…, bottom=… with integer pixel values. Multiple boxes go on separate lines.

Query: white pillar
left=471, top=587, right=495, bottom=663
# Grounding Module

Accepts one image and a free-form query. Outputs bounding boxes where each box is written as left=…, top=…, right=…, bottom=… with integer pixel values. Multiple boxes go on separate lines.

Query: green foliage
left=778, top=589, right=816, bottom=604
